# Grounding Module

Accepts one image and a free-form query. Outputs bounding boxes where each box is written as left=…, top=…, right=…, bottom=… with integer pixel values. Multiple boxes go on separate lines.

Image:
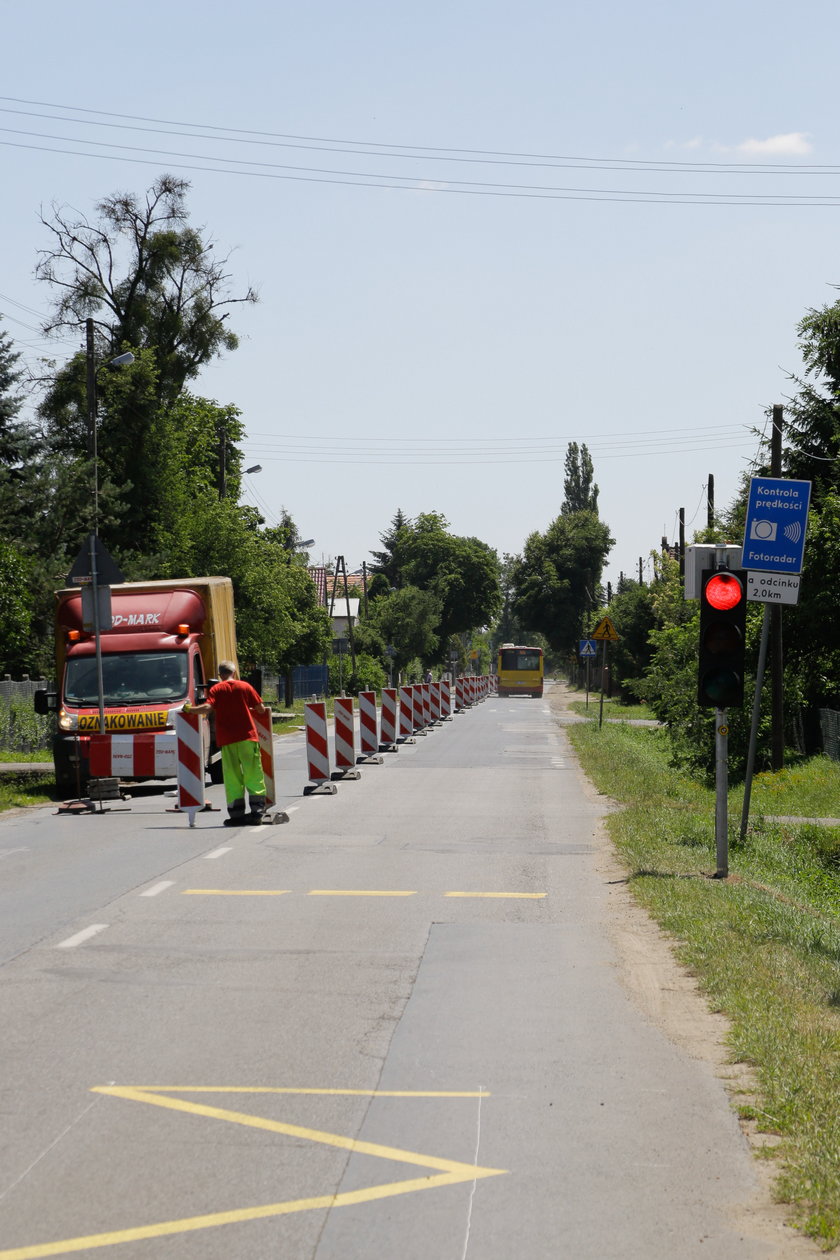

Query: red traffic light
left=705, top=572, right=744, bottom=611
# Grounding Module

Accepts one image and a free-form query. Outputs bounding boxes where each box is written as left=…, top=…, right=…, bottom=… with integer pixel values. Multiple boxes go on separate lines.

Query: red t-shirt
left=207, top=679, right=263, bottom=746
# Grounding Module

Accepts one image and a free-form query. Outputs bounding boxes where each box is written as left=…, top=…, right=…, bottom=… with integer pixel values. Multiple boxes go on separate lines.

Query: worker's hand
left=182, top=702, right=192, bottom=714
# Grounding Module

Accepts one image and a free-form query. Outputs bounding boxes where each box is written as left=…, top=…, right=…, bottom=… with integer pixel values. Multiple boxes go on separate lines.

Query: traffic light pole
left=715, top=709, right=729, bottom=878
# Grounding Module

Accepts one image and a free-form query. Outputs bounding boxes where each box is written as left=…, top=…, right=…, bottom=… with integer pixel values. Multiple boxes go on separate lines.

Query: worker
left=185, top=662, right=270, bottom=825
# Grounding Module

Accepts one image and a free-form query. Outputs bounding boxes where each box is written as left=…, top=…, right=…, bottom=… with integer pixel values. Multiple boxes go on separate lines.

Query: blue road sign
left=579, top=639, right=598, bottom=658
left=742, top=477, right=811, bottom=575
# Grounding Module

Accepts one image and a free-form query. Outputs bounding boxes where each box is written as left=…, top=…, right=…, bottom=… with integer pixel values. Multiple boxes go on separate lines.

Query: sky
left=3, top=0, right=839, bottom=597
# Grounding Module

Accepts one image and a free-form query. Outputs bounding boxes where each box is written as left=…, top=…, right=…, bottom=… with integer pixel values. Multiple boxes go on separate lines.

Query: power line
left=3, top=135, right=840, bottom=208
left=0, top=95, right=834, bottom=174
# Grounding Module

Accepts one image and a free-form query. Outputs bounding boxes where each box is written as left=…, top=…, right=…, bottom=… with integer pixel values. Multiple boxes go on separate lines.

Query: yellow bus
left=497, top=644, right=544, bottom=698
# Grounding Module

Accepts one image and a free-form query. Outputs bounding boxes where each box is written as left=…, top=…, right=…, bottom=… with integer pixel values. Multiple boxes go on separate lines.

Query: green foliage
left=0, top=698, right=53, bottom=753
left=561, top=441, right=598, bottom=514
left=511, top=509, right=614, bottom=654
left=0, top=541, right=34, bottom=674
left=364, top=585, right=441, bottom=675
left=603, top=578, right=657, bottom=697
left=327, top=652, right=386, bottom=695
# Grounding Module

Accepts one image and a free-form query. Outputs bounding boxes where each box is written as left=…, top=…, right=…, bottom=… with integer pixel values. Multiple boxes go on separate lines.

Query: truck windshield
left=64, top=652, right=189, bottom=706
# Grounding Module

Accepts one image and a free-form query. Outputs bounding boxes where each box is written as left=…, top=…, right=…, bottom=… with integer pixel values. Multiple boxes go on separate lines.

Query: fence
left=248, top=666, right=330, bottom=705
left=819, top=709, right=840, bottom=763
left=0, top=678, right=54, bottom=753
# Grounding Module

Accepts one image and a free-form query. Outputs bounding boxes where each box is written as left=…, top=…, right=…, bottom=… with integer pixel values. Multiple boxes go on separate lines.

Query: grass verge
left=567, top=716, right=840, bottom=1250
left=0, top=773, right=56, bottom=811
left=566, top=697, right=658, bottom=722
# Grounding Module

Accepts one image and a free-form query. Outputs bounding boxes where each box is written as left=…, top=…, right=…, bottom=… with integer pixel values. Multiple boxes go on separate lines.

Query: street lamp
left=245, top=464, right=262, bottom=474
left=84, top=318, right=134, bottom=738
left=85, top=318, right=135, bottom=535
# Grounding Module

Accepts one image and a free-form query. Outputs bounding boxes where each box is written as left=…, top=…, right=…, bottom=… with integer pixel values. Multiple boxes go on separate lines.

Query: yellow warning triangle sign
left=592, top=615, right=619, bottom=642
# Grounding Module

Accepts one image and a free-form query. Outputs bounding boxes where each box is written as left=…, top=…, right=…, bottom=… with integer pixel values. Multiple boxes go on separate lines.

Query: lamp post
left=85, top=318, right=134, bottom=737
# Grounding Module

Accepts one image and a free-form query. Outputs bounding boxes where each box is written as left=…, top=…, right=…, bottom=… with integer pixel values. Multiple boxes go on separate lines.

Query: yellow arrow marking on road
left=0, top=1087, right=505, bottom=1260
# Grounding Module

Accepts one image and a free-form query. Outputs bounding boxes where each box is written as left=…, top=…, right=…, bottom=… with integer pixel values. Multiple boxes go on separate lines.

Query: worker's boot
left=248, top=794, right=267, bottom=823
left=224, top=797, right=247, bottom=826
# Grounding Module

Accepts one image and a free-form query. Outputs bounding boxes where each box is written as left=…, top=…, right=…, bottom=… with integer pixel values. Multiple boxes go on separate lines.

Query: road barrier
left=253, top=707, right=277, bottom=809
left=399, top=686, right=415, bottom=741
left=358, top=691, right=383, bottom=764
left=430, top=681, right=442, bottom=724
left=412, top=684, right=427, bottom=735
left=90, top=732, right=177, bottom=779
left=333, top=696, right=361, bottom=780
left=455, top=677, right=466, bottom=710
left=175, top=711, right=206, bottom=826
left=380, top=687, right=399, bottom=750
left=303, top=701, right=336, bottom=795
left=440, top=680, right=453, bottom=720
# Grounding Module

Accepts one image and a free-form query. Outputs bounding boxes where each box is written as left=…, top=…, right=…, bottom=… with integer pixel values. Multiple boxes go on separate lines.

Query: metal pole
left=740, top=607, right=771, bottom=843
left=770, top=405, right=784, bottom=770
left=86, top=319, right=98, bottom=534
left=89, top=533, right=107, bottom=740
left=715, top=708, right=729, bottom=878
left=598, top=641, right=607, bottom=729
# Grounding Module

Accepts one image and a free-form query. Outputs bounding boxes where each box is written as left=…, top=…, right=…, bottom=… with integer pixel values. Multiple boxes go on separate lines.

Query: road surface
left=0, top=685, right=812, bottom=1258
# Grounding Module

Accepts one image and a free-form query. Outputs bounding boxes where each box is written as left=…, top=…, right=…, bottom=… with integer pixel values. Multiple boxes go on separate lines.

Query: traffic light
left=697, top=568, right=747, bottom=708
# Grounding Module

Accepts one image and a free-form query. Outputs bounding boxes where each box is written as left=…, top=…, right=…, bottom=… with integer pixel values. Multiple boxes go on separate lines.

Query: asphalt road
left=0, top=688, right=798, bottom=1258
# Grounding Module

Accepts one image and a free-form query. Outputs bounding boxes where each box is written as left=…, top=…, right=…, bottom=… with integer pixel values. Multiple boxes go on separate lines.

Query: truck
left=35, top=577, right=238, bottom=797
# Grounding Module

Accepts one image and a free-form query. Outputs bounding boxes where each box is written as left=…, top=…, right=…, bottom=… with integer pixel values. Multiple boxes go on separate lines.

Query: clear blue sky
left=3, top=0, right=838, bottom=597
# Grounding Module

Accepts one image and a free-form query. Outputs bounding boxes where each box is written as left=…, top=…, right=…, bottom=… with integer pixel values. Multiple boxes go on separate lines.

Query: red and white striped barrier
left=303, top=701, right=335, bottom=794
left=358, top=691, right=382, bottom=763
left=440, top=680, right=453, bottom=719
left=89, top=732, right=177, bottom=779
left=399, top=686, right=415, bottom=740
left=333, top=697, right=360, bottom=778
left=455, top=677, right=466, bottom=710
left=422, top=683, right=432, bottom=728
left=252, top=707, right=277, bottom=809
left=380, top=687, right=399, bottom=749
left=430, top=681, right=442, bottom=724
left=175, top=711, right=206, bottom=826
left=412, top=684, right=426, bottom=734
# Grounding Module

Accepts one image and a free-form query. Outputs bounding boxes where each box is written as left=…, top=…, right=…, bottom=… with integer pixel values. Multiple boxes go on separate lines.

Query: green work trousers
left=221, top=739, right=266, bottom=814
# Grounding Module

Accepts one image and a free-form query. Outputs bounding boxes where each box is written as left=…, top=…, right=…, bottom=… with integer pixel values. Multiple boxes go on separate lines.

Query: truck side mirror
left=34, top=689, right=58, bottom=716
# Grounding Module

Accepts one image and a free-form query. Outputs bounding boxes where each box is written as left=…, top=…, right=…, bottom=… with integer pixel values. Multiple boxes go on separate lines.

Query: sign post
left=739, top=477, right=811, bottom=844
left=592, top=617, right=620, bottom=729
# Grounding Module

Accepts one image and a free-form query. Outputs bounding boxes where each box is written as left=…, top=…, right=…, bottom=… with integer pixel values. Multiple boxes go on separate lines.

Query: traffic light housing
left=697, top=568, right=747, bottom=708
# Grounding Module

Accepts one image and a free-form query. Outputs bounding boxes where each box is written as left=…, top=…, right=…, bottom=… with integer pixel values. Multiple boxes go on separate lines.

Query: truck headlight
left=58, top=708, right=78, bottom=731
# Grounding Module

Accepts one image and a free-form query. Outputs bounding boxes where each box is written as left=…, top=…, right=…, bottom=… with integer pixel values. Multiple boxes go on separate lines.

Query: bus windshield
left=64, top=652, right=189, bottom=707
left=500, top=649, right=542, bottom=672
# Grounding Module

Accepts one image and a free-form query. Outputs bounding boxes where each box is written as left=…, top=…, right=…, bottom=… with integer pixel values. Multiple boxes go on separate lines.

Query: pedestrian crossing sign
left=579, top=639, right=598, bottom=658
left=592, top=616, right=619, bottom=642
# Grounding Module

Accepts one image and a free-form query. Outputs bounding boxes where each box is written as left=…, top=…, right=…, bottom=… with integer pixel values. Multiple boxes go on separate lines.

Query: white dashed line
left=56, top=924, right=108, bottom=949
left=139, top=881, right=175, bottom=897
left=203, top=846, right=233, bottom=859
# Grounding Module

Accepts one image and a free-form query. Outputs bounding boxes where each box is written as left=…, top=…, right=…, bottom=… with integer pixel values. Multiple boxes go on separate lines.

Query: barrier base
left=303, top=780, right=338, bottom=795
left=331, top=768, right=361, bottom=781
left=357, top=754, right=383, bottom=765
left=397, top=736, right=416, bottom=745
left=262, top=810, right=290, bottom=824
left=379, top=742, right=399, bottom=753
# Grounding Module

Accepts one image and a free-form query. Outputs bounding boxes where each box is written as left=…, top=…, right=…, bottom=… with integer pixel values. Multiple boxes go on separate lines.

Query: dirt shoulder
left=546, top=680, right=821, bottom=1257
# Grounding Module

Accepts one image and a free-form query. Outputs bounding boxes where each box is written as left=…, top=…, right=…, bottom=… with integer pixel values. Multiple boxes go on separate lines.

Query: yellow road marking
left=123, top=1087, right=490, bottom=1096
left=308, top=889, right=417, bottom=897
left=445, top=892, right=546, bottom=899
left=0, top=1088, right=505, bottom=1260
left=182, top=889, right=291, bottom=896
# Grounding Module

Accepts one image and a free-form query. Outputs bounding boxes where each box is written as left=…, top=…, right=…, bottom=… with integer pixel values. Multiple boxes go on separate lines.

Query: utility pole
left=638, top=557, right=643, bottom=584
left=707, top=474, right=715, bottom=531
left=770, top=405, right=785, bottom=770
left=678, top=508, right=685, bottom=579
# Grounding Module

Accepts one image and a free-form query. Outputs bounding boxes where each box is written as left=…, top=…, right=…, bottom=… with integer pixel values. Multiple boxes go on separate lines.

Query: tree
left=511, top=510, right=614, bottom=655
left=37, top=176, right=257, bottom=402
left=366, top=586, right=441, bottom=676
left=562, top=442, right=598, bottom=515
left=782, top=301, right=840, bottom=499
left=0, top=540, right=33, bottom=675
left=369, top=508, right=411, bottom=588
left=0, top=320, right=39, bottom=541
